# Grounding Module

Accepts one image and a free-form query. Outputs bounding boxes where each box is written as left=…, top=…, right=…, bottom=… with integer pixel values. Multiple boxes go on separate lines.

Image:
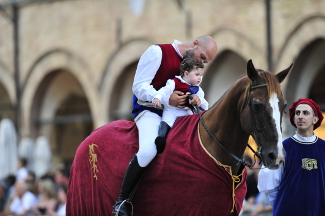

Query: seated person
left=152, top=57, right=208, bottom=150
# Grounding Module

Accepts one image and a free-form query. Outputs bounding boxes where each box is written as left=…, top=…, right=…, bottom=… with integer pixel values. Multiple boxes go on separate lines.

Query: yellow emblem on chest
left=302, top=158, right=318, bottom=171
left=89, top=143, right=99, bottom=180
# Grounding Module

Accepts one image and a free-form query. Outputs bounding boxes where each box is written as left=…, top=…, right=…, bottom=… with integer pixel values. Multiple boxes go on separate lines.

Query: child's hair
left=180, top=58, right=204, bottom=76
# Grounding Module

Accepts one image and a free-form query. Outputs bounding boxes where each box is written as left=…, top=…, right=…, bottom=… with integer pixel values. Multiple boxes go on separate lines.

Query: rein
left=189, top=83, right=267, bottom=169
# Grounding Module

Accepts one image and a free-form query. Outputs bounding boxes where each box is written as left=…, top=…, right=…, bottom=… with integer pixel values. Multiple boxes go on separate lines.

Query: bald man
left=113, top=36, right=218, bottom=215
left=258, top=98, right=325, bottom=216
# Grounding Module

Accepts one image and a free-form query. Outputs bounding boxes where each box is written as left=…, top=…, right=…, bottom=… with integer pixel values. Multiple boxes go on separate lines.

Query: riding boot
left=112, top=155, right=146, bottom=216
left=155, top=121, right=171, bottom=154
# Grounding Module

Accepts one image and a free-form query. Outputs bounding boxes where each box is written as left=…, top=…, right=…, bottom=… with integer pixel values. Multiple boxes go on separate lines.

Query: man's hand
left=169, top=91, right=187, bottom=108
left=188, top=94, right=201, bottom=107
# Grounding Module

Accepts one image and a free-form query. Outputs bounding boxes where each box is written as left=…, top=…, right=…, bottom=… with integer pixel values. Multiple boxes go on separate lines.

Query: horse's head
left=240, top=60, right=292, bottom=170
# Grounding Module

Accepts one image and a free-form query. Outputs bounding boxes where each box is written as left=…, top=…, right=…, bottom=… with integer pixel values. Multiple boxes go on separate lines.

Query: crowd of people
left=0, top=158, right=70, bottom=216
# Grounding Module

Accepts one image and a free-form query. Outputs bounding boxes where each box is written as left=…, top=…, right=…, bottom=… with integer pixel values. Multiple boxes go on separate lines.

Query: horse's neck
left=200, top=84, right=249, bottom=175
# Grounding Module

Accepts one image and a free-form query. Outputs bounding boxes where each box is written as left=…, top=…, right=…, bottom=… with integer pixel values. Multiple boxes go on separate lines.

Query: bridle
left=190, top=83, right=268, bottom=169
left=242, top=83, right=268, bottom=167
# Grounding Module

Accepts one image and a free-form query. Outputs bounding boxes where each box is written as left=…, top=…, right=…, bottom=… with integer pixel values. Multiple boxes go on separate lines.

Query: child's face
left=183, top=67, right=204, bottom=85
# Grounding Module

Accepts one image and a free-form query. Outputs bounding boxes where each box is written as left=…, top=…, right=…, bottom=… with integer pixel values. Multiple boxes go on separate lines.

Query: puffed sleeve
left=257, top=163, right=284, bottom=207
left=132, top=45, right=162, bottom=102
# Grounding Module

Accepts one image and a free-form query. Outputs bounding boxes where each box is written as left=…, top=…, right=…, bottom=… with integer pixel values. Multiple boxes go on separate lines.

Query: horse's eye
left=253, top=104, right=263, bottom=112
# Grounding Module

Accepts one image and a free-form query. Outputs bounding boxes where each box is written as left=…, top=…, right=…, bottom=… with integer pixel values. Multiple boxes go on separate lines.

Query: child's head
left=180, top=58, right=204, bottom=85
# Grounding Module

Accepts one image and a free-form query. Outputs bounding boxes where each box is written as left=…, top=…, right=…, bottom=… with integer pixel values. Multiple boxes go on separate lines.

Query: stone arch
left=282, top=38, right=325, bottom=138
left=203, top=27, right=265, bottom=103
left=209, top=27, right=265, bottom=68
left=109, top=61, right=137, bottom=121
left=273, top=16, right=325, bottom=138
left=100, top=38, right=154, bottom=123
left=21, top=48, right=97, bottom=136
left=30, top=69, right=94, bottom=165
left=274, top=15, right=325, bottom=73
left=201, top=49, right=247, bottom=104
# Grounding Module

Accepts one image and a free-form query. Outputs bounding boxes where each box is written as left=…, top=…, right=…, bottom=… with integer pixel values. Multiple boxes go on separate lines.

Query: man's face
left=15, top=183, right=25, bottom=198
left=294, top=104, right=318, bottom=131
left=185, top=42, right=217, bottom=63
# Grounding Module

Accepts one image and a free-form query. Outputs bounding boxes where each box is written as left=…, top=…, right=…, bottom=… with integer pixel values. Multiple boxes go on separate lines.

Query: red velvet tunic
left=132, top=44, right=183, bottom=118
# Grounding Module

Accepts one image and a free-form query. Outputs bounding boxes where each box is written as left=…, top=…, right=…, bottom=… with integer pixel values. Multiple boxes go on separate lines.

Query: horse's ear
left=276, top=63, right=293, bottom=83
left=247, top=59, right=259, bottom=82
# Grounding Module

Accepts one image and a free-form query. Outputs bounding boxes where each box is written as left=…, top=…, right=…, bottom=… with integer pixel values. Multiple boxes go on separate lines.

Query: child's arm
left=152, top=79, right=175, bottom=106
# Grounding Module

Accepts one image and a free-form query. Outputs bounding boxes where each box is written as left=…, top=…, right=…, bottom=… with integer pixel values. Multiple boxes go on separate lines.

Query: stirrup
left=115, top=199, right=134, bottom=216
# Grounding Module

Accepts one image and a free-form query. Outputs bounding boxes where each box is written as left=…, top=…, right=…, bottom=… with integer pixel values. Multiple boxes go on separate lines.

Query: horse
left=66, top=60, right=292, bottom=216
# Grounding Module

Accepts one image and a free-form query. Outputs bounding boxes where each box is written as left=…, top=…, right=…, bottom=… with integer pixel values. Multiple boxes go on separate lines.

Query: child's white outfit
left=154, top=76, right=208, bottom=127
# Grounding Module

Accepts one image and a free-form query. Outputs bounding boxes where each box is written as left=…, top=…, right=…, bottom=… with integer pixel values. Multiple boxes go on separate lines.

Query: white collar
left=175, top=75, right=200, bottom=86
left=172, top=40, right=183, bottom=58
left=293, top=131, right=317, bottom=142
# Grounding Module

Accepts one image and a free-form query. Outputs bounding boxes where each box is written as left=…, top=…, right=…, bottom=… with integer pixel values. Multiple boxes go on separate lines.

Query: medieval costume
left=154, top=75, right=208, bottom=127
left=258, top=98, right=325, bottom=216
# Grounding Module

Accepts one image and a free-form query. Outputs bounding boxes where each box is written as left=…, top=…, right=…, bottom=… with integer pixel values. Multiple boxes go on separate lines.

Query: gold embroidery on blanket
left=89, top=143, right=99, bottom=180
left=198, top=124, right=244, bottom=213
left=302, top=158, right=318, bottom=170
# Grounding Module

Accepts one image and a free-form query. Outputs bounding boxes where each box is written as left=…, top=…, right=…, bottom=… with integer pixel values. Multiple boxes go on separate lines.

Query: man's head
left=182, top=35, right=217, bottom=63
left=55, top=165, right=70, bottom=187
left=0, top=180, right=8, bottom=199
left=14, top=181, right=28, bottom=198
left=289, top=98, right=324, bottom=131
left=18, top=157, right=27, bottom=168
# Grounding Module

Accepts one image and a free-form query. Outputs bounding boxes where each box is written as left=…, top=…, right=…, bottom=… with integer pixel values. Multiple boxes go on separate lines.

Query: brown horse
left=67, top=60, right=292, bottom=216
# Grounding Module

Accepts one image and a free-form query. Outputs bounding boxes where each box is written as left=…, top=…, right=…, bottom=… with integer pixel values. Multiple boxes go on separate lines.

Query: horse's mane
left=256, top=70, right=282, bottom=98
left=208, top=70, right=281, bottom=110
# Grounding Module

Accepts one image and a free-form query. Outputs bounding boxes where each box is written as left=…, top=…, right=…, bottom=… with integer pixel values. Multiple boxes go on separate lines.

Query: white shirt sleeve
left=196, top=87, right=209, bottom=110
left=257, top=163, right=284, bottom=207
left=153, top=79, right=175, bottom=105
left=132, top=45, right=162, bottom=102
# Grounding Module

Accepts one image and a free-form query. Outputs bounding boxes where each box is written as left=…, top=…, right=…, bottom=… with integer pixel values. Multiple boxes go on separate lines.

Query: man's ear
left=313, top=116, right=319, bottom=125
left=192, top=39, right=199, bottom=48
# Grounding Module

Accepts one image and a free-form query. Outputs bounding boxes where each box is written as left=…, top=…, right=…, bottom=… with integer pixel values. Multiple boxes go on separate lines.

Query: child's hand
left=152, top=98, right=161, bottom=108
left=189, top=95, right=201, bottom=107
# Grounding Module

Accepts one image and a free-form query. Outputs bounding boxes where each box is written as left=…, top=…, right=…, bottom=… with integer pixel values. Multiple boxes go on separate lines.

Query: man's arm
left=132, top=45, right=162, bottom=102
left=257, top=163, right=284, bottom=207
left=169, top=91, right=187, bottom=108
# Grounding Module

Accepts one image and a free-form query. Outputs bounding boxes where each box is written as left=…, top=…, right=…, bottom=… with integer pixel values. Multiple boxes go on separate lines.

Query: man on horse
left=258, top=98, right=325, bottom=216
left=112, top=35, right=217, bottom=215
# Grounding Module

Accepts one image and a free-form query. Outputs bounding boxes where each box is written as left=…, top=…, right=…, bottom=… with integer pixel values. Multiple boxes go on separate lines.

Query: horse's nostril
left=267, top=152, right=276, bottom=161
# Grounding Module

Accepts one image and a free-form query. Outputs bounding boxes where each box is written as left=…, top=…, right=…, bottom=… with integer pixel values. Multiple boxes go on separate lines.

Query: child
left=152, top=57, right=208, bottom=152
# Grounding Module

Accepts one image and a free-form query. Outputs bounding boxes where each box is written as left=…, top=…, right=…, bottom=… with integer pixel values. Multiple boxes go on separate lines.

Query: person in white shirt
left=152, top=57, right=208, bottom=147
left=113, top=36, right=217, bottom=216
left=258, top=98, right=325, bottom=216
left=7, top=180, right=37, bottom=216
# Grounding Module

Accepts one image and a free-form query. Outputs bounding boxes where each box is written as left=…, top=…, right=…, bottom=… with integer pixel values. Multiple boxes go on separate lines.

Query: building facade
left=0, top=0, right=324, bottom=169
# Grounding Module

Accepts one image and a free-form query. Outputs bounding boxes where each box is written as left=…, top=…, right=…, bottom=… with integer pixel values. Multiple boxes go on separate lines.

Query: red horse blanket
left=67, top=114, right=247, bottom=216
